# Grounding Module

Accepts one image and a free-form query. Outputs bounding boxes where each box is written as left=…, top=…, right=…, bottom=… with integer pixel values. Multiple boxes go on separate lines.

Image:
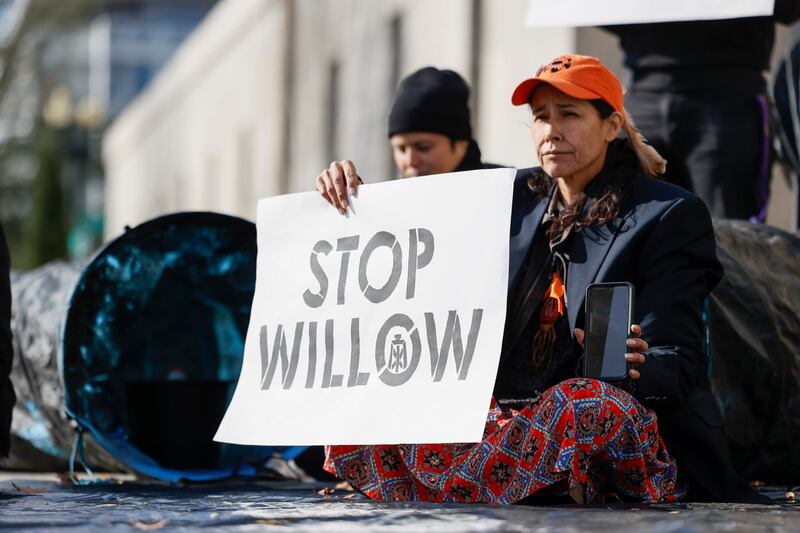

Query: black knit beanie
left=388, top=67, right=472, bottom=140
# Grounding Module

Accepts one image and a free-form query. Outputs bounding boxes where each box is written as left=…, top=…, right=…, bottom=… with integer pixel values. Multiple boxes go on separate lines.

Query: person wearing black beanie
left=388, top=67, right=473, bottom=141
left=387, top=67, right=499, bottom=178
left=316, top=67, right=500, bottom=213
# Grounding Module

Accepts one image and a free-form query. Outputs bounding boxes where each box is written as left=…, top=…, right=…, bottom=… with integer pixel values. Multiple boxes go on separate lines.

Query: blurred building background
left=103, top=0, right=800, bottom=239
left=0, top=0, right=215, bottom=269
left=2, top=0, right=799, bottom=264
left=102, top=0, right=600, bottom=237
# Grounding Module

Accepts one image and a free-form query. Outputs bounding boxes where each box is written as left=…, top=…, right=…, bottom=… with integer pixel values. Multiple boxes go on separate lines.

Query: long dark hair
left=528, top=100, right=641, bottom=240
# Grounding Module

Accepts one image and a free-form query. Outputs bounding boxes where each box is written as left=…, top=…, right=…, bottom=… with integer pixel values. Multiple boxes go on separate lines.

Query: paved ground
left=0, top=473, right=798, bottom=532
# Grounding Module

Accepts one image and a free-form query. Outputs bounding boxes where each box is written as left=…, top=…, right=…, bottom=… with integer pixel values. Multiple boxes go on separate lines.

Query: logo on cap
left=536, top=56, right=573, bottom=77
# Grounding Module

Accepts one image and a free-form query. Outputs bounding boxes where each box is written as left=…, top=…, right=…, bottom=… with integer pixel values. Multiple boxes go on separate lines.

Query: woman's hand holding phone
left=574, top=324, right=647, bottom=381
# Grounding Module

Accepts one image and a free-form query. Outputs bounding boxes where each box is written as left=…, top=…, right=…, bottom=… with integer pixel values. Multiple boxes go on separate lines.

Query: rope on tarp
left=69, top=425, right=100, bottom=485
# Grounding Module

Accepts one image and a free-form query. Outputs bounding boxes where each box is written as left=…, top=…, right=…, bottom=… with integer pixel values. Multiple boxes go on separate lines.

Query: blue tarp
left=59, top=212, right=303, bottom=482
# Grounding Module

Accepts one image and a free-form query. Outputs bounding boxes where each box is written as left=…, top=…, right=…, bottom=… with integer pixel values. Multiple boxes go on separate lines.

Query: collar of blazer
left=508, top=175, right=639, bottom=334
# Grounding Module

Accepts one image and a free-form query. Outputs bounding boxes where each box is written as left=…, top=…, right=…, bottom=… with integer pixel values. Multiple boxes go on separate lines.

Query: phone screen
left=585, top=284, right=631, bottom=380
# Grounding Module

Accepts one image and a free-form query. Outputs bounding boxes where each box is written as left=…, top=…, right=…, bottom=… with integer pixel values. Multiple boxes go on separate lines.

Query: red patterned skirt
left=324, top=378, right=684, bottom=504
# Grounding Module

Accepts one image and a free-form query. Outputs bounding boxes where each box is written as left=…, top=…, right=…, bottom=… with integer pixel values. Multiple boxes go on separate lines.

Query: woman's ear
left=604, top=111, right=624, bottom=142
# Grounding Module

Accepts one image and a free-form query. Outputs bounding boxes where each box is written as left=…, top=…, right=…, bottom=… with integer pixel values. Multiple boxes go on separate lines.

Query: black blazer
left=508, top=169, right=768, bottom=503
left=0, top=222, right=13, bottom=457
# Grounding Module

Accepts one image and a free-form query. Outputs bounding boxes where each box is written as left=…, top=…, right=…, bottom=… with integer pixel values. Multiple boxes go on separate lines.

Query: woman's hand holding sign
left=316, top=160, right=362, bottom=215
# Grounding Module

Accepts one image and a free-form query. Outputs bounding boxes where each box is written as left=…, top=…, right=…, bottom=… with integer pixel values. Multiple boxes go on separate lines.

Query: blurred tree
left=0, top=0, right=215, bottom=268
left=24, top=121, right=67, bottom=267
left=0, top=0, right=104, bottom=104
left=0, top=0, right=103, bottom=269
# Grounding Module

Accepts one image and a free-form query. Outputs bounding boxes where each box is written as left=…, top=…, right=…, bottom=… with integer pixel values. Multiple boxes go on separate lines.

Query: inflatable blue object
left=61, top=212, right=304, bottom=482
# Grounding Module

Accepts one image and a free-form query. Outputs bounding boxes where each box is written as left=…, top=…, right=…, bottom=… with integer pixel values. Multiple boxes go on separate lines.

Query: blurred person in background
left=605, top=1, right=800, bottom=220
left=317, top=66, right=500, bottom=213
left=0, top=221, right=14, bottom=457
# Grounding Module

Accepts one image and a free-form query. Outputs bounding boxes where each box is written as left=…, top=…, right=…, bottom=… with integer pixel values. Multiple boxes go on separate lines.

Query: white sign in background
left=526, top=0, right=775, bottom=27
left=215, top=168, right=517, bottom=445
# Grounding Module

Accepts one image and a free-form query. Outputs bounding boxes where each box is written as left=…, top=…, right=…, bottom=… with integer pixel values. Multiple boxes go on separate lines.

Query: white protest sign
left=525, top=0, right=775, bottom=27
left=215, top=168, right=516, bottom=445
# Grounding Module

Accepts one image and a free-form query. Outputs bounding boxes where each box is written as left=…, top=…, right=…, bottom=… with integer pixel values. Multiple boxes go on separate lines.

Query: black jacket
left=0, top=222, right=14, bottom=456
left=507, top=169, right=768, bottom=503
left=605, top=2, right=800, bottom=93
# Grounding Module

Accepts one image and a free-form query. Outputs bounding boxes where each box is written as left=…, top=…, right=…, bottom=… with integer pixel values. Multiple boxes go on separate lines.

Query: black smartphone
left=583, top=282, right=634, bottom=382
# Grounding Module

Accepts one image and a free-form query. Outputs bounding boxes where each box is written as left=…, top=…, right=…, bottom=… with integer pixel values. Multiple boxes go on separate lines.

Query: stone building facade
left=103, top=0, right=794, bottom=237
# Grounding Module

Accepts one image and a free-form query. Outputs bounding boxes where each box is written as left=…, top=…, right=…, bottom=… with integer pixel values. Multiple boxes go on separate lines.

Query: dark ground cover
left=0, top=477, right=797, bottom=532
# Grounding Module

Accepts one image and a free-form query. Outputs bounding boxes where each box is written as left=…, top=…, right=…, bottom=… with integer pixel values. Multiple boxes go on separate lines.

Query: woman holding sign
left=317, top=55, right=765, bottom=505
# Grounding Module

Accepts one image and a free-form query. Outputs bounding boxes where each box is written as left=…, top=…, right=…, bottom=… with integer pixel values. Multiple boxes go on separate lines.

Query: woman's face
left=529, top=85, right=622, bottom=185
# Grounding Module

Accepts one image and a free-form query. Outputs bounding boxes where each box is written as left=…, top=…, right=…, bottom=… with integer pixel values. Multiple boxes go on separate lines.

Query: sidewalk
left=1, top=473, right=797, bottom=532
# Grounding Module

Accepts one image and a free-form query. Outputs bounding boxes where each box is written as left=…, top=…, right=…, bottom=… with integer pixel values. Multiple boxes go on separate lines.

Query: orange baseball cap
left=511, top=54, right=624, bottom=113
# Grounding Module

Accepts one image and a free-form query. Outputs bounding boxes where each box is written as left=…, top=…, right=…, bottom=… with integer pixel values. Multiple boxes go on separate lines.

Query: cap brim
left=511, top=77, right=603, bottom=106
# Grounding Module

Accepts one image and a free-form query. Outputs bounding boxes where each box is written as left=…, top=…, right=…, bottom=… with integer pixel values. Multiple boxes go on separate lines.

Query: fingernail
left=348, top=186, right=357, bottom=197
left=626, top=339, right=636, bottom=347
left=625, top=353, right=635, bottom=361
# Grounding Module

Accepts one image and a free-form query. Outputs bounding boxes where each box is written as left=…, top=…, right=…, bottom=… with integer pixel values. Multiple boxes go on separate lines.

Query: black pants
left=625, top=89, right=769, bottom=220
